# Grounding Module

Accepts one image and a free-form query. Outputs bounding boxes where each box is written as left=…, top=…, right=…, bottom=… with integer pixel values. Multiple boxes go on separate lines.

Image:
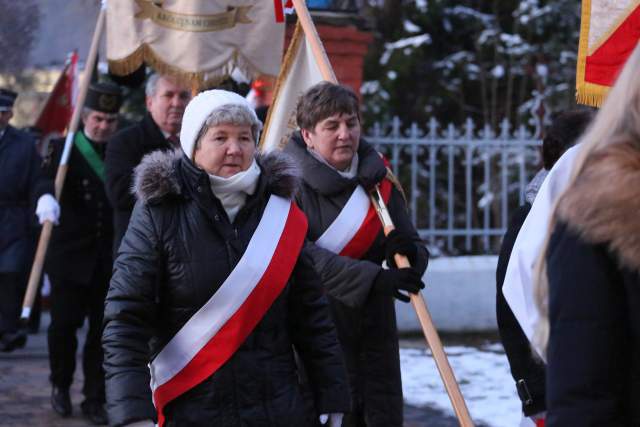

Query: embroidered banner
left=107, top=0, right=285, bottom=88
left=576, top=0, right=640, bottom=106
left=149, top=196, right=307, bottom=426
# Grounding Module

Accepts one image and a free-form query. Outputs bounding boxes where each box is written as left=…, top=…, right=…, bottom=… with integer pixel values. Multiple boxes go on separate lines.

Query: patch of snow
left=536, top=64, right=548, bottom=78
left=404, top=20, right=421, bottom=34
left=491, top=65, right=505, bottom=79
left=416, top=0, right=428, bottom=13
left=401, top=345, right=522, bottom=427
left=387, top=70, right=398, bottom=80
left=446, top=6, right=494, bottom=26
left=380, top=34, right=432, bottom=65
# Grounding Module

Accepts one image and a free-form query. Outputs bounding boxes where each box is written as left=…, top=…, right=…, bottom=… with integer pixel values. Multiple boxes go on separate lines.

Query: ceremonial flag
left=576, top=0, right=640, bottom=106
left=259, top=21, right=332, bottom=151
left=34, top=51, right=78, bottom=139
left=106, top=0, right=285, bottom=88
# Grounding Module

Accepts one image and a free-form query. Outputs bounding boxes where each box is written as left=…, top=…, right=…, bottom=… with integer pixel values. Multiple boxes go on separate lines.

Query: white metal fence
left=367, top=116, right=543, bottom=255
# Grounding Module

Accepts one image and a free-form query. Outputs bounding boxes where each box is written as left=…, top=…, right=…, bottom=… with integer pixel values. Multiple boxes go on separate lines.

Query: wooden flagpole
left=21, top=2, right=108, bottom=321
left=289, top=0, right=474, bottom=425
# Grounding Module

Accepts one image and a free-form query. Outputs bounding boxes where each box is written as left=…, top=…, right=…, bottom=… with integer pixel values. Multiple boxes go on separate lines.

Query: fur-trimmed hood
left=556, top=139, right=640, bottom=272
left=132, top=149, right=301, bottom=204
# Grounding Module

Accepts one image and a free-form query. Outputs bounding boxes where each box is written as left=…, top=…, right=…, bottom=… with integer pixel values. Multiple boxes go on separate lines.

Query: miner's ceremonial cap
left=0, top=88, right=18, bottom=111
left=85, top=82, right=123, bottom=114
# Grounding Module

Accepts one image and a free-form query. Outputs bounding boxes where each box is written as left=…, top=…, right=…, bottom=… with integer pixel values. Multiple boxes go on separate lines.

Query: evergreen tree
left=362, top=0, right=581, bottom=130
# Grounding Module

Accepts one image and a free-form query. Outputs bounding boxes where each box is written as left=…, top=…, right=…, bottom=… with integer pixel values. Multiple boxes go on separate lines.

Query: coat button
left=84, top=193, right=92, bottom=201
left=214, top=214, right=220, bottom=221
left=82, top=179, right=89, bottom=186
left=196, top=186, right=203, bottom=193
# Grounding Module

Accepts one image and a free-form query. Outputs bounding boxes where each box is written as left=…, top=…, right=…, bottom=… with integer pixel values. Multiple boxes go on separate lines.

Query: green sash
left=74, top=131, right=105, bottom=182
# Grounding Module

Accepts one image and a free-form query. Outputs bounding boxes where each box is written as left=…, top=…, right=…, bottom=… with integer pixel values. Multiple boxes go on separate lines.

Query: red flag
left=35, top=51, right=78, bottom=138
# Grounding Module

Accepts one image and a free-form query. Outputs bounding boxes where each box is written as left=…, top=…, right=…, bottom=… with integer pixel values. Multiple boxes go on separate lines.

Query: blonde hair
left=533, top=42, right=640, bottom=355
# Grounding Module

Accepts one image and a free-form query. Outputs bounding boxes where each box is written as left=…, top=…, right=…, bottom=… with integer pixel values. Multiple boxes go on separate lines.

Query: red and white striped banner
left=149, top=196, right=307, bottom=426
left=315, top=179, right=392, bottom=259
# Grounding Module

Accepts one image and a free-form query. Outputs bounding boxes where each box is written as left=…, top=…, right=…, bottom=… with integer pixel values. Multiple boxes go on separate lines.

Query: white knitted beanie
left=179, top=89, right=259, bottom=160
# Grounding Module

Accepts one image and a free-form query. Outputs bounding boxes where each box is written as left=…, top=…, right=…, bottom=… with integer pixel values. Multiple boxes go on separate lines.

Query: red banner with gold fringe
left=576, top=0, right=640, bottom=106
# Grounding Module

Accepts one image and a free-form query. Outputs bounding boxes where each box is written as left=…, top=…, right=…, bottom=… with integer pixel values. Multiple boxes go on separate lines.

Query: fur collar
left=556, top=139, right=640, bottom=272
left=133, top=149, right=301, bottom=203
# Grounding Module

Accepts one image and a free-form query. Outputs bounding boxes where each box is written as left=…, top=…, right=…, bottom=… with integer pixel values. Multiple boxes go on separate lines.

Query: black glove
left=373, top=268, right=425, bottom=303
left=384, top=229, right=418, bottom=268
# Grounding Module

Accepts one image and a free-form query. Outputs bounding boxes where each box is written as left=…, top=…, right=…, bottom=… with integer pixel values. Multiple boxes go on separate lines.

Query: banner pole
left=289, top=0, right=336, bottom=83
left=289, top=1, right=474, bottom=424
left=21, top=2, right=108, bottom=321
left=370, top=188, right=474, bottom=427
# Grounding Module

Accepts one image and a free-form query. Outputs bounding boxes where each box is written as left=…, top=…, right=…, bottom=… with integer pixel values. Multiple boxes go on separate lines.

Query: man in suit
left=105, top=74, right=191, bottom=252
left=43, top=82, right=122, bottom=425
left=0, top=88, right=58, bottom=352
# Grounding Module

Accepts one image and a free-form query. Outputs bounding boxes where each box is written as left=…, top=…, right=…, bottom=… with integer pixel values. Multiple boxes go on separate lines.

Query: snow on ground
left=400, top=343, right=522, bottom=427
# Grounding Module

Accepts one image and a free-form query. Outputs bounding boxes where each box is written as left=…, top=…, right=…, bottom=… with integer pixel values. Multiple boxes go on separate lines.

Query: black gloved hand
left=384, top=229, right=418, bottom=268
left=373, top=268, right=425, bottom=303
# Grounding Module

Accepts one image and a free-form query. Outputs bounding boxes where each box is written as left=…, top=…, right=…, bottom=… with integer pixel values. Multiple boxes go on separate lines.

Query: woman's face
left=301, top=112, right=361, bottom=171
left=193, top=123, right=255, bottom=177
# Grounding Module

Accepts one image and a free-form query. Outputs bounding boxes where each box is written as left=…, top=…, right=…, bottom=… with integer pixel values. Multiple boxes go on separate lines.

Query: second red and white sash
left=315, top=179, right=392, bottom=259
left=148, top=195, right=307, bottom=426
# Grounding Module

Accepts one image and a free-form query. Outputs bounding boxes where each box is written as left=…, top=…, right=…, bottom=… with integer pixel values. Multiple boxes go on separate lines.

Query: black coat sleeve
left=546, top=221, right=632, bottom=426
left=303, top=242, right=382, bottom=308
left=496, top=204, right=546, bottom=416
left=102, top=201, right=160, bottom=426
left=105, top=130, right=139, bottom=211
left=288, top=243, right=351, bottom=414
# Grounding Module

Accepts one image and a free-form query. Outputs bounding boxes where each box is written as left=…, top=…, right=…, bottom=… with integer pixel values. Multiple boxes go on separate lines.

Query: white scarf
left=208, top=159, right=261, bottom=223
left=307, top=147, right=359, bottom=179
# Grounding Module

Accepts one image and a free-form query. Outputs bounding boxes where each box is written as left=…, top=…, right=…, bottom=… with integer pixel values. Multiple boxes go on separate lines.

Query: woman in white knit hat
left=102, top=89, right=350, bottom=427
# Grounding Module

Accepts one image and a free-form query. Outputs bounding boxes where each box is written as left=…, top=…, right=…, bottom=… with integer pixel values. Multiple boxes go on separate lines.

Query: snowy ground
left=400, top=342, right=522, bottom=427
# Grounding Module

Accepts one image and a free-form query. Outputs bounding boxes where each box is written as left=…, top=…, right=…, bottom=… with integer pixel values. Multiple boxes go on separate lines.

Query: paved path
left=0, top=314, right=464, bottom=426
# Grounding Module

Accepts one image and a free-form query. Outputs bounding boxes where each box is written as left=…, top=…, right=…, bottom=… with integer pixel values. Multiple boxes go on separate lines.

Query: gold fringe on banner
left=575, top=83, right=609, bottom=107
left=108, top=44, right=272, bottom=92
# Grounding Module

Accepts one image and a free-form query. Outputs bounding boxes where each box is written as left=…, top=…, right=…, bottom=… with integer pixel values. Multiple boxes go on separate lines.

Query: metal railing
left=367, top=116, right=542, bottom=255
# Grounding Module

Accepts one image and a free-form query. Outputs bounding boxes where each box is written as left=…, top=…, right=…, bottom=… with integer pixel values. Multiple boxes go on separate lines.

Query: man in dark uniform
left=105, top=73, right=190, bottom=253
left=0, top=88, right=57, bottom=352
left=43, top=82, right=123, bottom=425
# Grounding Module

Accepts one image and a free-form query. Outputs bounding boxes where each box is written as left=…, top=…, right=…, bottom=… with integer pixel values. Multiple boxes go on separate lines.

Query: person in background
left=0, top=88, right=59, bottom=352
left=285, top=82, right=428, bottom=427
left=536, top=44, right=640, bottom=425
left=496, top=109, right=592, bottom=426
left=105, top=73, right=191, bottom=253
left=42, top=82, right=123, bottom=425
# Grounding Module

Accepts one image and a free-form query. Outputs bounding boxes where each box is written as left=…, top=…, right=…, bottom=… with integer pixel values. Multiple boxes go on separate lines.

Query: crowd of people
left=0, top=45, right=639, bottom=427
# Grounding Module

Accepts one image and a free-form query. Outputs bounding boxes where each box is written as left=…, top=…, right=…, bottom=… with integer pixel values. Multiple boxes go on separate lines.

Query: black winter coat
left=43, top=134, right=113, bottom=284
left=284, top=134, right=429, bottom=427
left=496, top=203, right=546, bottom=416
left=102, top=149, right=350, bottom=427
left=545, top=140, right=640, bottom=426
left=0, top=126, right=48, bottom=272
left=105, top=113, right=174, bottom=254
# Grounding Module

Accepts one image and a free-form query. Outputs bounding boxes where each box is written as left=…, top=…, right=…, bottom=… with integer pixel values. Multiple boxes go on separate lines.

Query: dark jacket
left=103, top=149, right=350, bottom=427
left=545, top=140, right=640, bottom=426
left=0, top=126, right=47, bottom=272
left=43, top=134, right=113, bottom=284
left=284, top=134, right=428, bottom=426
left=496, top=203, right=546, bottom=416
left=105, top=113, right=174, bottom=254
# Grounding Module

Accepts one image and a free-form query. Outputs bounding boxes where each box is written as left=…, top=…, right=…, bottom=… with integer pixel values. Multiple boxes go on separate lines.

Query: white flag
left=259, top=22, right=327, bottom=152
left=502, top=144, right=581, bottom=356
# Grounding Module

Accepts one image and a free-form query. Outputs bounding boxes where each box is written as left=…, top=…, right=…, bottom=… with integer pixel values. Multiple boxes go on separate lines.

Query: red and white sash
left=148, top=195, right=307, bottom=426
left=315, top=179, right=392, bottom=259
